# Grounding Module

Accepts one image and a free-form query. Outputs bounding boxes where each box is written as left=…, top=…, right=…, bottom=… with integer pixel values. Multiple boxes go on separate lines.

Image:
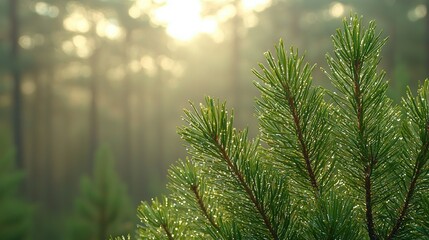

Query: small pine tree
left=137, top=15, right=429, bottom=239
left=0, top=150, right=32, bottom=240
left=68, top=146, right=134, bottom=240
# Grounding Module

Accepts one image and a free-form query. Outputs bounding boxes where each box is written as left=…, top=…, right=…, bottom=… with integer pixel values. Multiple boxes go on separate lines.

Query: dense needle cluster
left=135, top=15, right=429, bottom=239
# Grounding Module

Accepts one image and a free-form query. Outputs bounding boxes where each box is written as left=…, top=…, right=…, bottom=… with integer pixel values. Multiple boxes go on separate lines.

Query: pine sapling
left=136, top=14, right=429, bottom=240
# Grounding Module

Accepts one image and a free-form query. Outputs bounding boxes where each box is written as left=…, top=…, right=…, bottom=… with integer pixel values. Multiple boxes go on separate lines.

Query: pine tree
left=137, top=15, right=429, bottom=239
left=0, top=150, right=32, bottom=240
left=68, top=146, right=134, bottom=240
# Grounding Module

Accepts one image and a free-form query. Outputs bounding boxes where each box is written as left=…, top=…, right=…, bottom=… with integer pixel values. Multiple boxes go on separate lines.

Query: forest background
left=1, top=0, right=428, bottom=239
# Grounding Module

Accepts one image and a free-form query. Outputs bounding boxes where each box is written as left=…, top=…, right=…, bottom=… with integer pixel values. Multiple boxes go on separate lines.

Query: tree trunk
left=231, top=0, right=241, bottom=98
left=231, top=0, right=242, bottom=123
left=89, top=49, right=100, bottom=171
left=29, top=70, right=42, bottom=201
left=155, top=64, right=165, bottom=178
left=44, top=67, right=55, bottom=209
left=137, top=73, right=148, bottom=200
left=122, top=29, right=132, bottom=185
left=10, top=0, right=23, bottom=169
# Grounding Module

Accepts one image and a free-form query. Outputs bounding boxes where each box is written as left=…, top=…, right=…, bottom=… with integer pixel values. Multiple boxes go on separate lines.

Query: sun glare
left=96, top=18, right=123, bottom=40
left=329, top=2, right=345, bottom=18
left=129, top=0, right=272, bottom=42
left=242, top=0, right=271, bottom=12
left=151, top=0, right=205, bottom=41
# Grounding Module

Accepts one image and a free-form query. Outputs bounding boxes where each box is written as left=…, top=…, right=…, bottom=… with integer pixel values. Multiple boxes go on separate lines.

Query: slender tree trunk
left=231, top=0, right=242, bottom=123
left=89, top=49, right=100, bottom=171
left=44, top=67, right=55, bottom=208
left=10, top=0, right=23, bottom=168
left=122, top=29, right=132, bottom=184
left=61, top=88, right=73, bottom=210
left=137, top=75, right=148, bottom=200
left=155, top=65, right=165, bottom=178
left=231, top=0, right=241, bottom=98
left=30, top=70, right=42, bottom=201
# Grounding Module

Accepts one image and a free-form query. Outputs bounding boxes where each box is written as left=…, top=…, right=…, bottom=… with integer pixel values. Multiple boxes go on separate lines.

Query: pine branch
left=326, top=15, right=399, bottom=240
left=352, top=46, right=377, bottom=240
left=283, top=71, right=319, bottom=194
left=212, top=134, right=279, bottom=240
left=137, top=197, right=180, bottom=240
left=386, top=162, right=422, bottom=239
left=179, top=98, right=281, bottom=239
left=167, top=159, right=221, bottom=236
left=364, top=164, right=376, bottom=240
left=162, top=224, right=174, bottom=240
left=253, top=41, right=332, bottom=199
left=387, top=81, right=429, bottom=239
left=190, top=183, right=220, bottom=232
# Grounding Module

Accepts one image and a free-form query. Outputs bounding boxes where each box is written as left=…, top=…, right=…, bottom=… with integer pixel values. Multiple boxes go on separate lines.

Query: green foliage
left=136, top=14, right=429, bottom=239
left=0, top=150, right=32, bottom=240
left=68, top=146, right=134, bottom=240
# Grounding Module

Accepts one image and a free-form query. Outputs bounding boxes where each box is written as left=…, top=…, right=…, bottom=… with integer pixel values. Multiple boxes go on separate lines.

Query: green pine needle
left=136, top=14, right=429, bottom=240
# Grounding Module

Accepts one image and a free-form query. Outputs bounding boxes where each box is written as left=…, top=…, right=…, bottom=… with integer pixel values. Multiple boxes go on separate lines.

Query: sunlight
left=96, top=18, right=123, bottom=40
left=72, top=35, right=92, bottom=58
left=63, top=2, right=123, bottom=41
left=151, top=0, right=205, bottom=41
left=19, top=35, right=34, bottom=49
left=34, top=1, right=59, bottom=18
left=61, top=35, right=93, bottom=58
left=216, top=4, right=236, bottom=22
left=408, top=4, right=427, bottom=21
left=140, top=56, right=157, bottom=77
left=242, top=0, right=271, bottom=12
left=18, top=34, right=45, bottom=49
left=329, top=2, right=344, bottom=18
left=63, top=11, right=91, bottom=33
left=128, top=0, right=152, bottom=19
left=130, top=0, right=272, bottom=42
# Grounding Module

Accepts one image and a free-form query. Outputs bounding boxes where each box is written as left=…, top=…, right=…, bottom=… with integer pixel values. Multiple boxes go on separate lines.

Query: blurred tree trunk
left=155, top=64, right=165, bottom=178
left=137, top=74, right=148, bottom=200
left=89, top=49, right=100, bottom=171
left=44, top=67, right=55, bottom=208
left=231, top=0, right=241, bottom=97
left=231, top=0, right=242, bottom=122
left=122, top=29, right=132, bottom=184
left=30, top=70, right=42, bottom=201
left=10, top=0, right=23, bottom=169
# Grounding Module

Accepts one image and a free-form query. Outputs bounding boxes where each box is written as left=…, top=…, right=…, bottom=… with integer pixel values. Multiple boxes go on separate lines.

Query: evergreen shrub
left=0, top=150, right=32, bottom=240
left=68, top=147, right=134, bottom=240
